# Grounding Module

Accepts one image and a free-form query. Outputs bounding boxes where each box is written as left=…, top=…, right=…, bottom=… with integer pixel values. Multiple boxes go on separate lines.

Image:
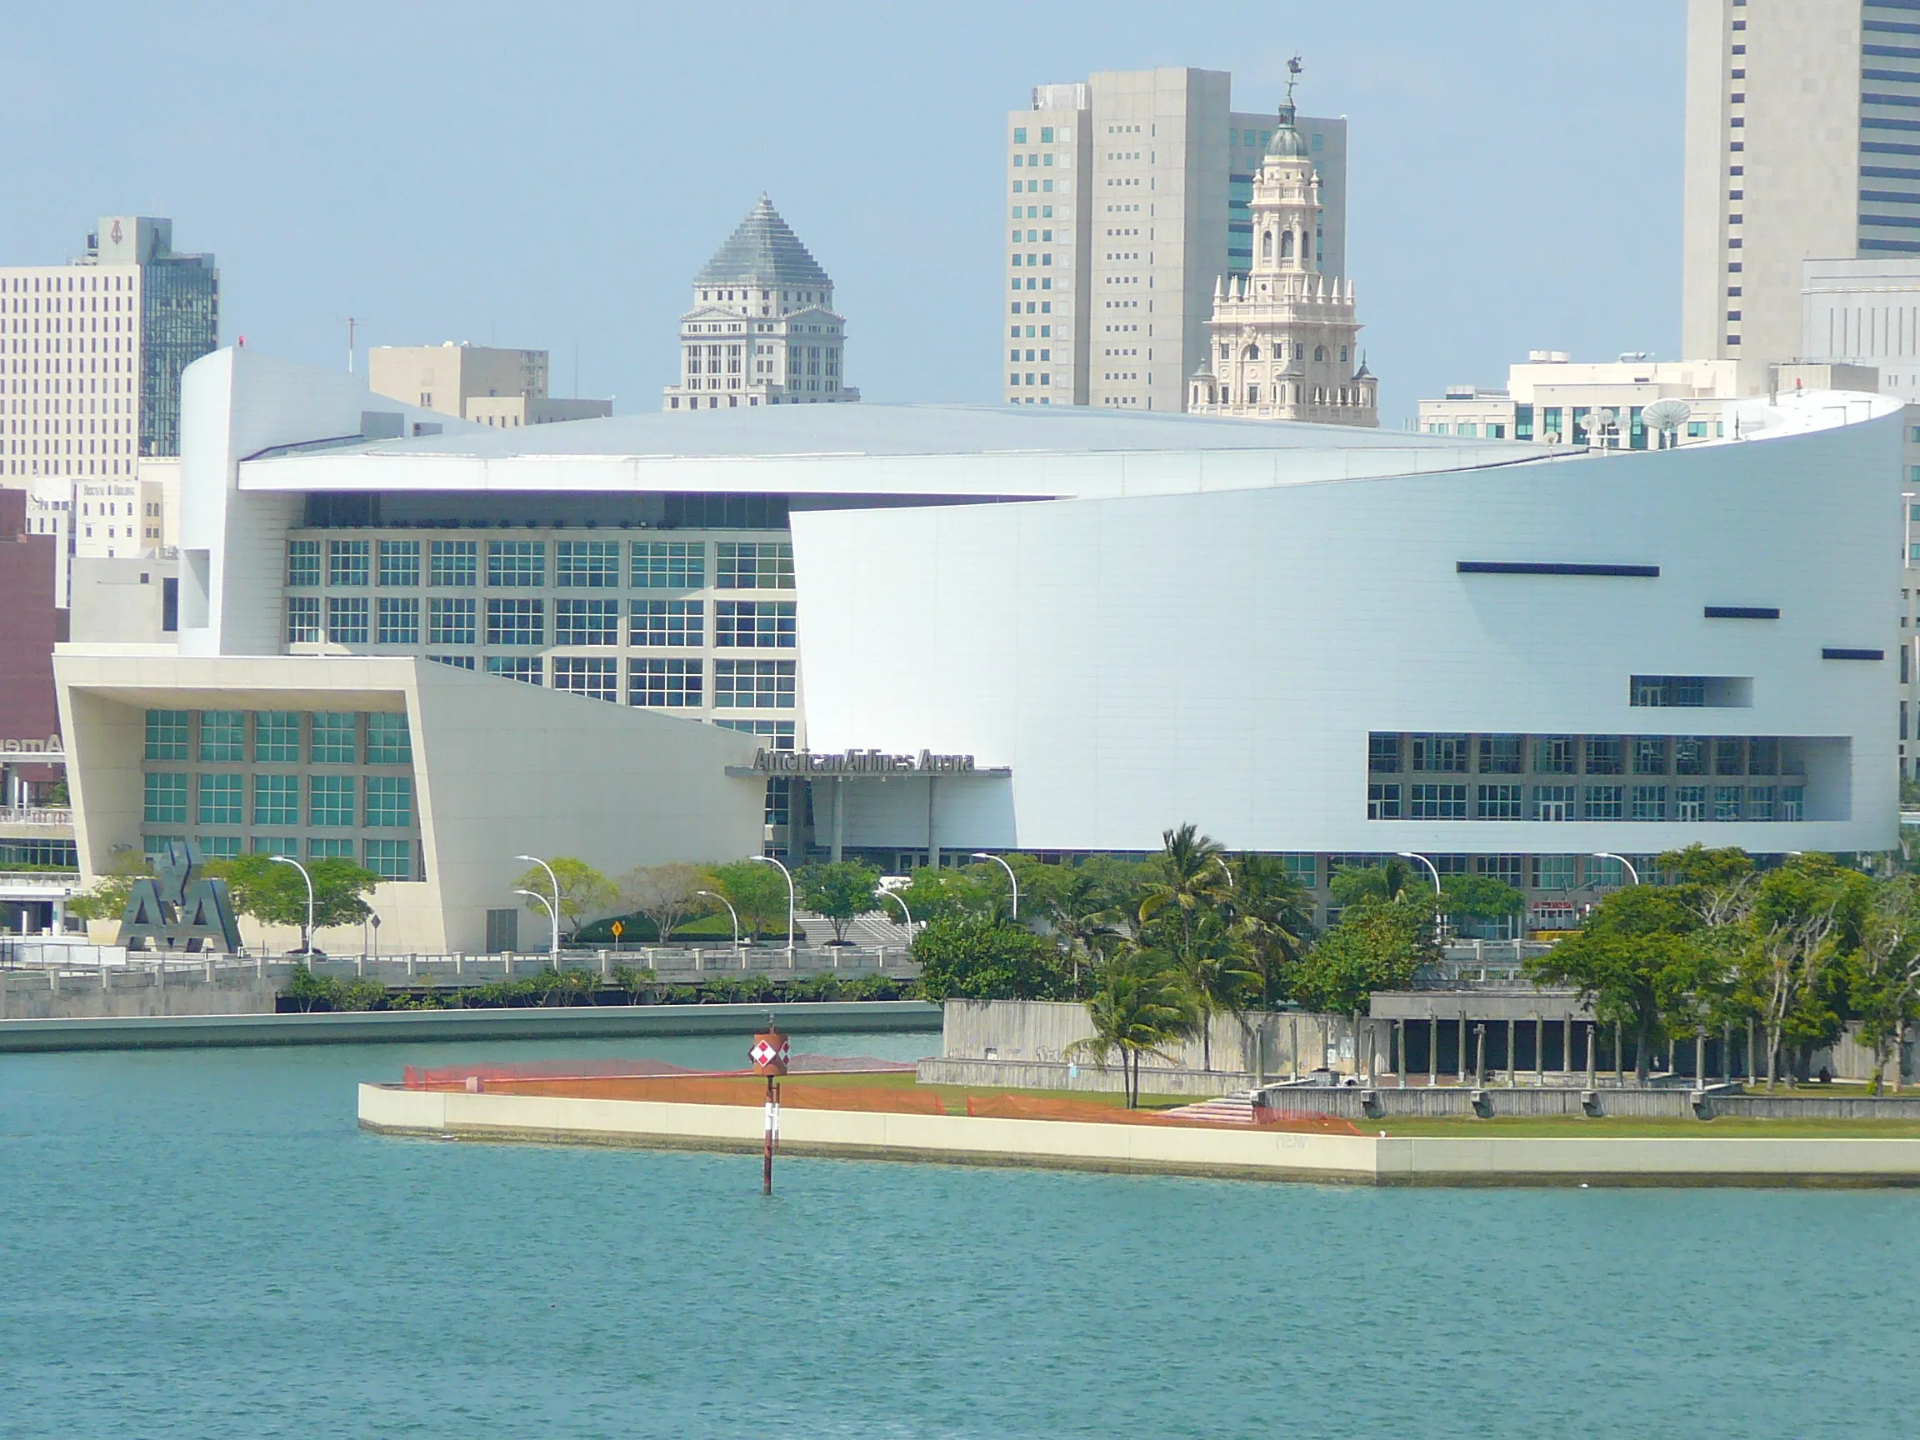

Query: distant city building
left=0, top=216, right=217, bottom=485
left=1418, top=353, right=1754, bottom=446
left=367, top=343, right=611, bottom=428
left=1003, top=66, right=1348, bottom=411
left=664, top=196, right=857, bottom=411
left=1681, top=0, right=1920, bottom=371
left=1187, top=79, right=1375, bottom=427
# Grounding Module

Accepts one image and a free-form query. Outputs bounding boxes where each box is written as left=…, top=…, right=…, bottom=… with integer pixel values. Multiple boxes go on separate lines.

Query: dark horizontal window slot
left=1823, top=647, right=1885, bottom=661
left=1457, top=562, right=1659, bottom=578
left=1705, top=605, right=1779, bottom=620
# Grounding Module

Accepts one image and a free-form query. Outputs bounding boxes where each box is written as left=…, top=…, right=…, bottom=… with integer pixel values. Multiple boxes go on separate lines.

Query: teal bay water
left=4, top=1031, right=1920, bottom=1438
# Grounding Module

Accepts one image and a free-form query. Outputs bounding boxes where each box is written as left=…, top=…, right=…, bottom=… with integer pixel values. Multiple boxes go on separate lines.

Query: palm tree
left=1232, top=852, right=1316, bottom=1007
left=1069, top=950, right=1195, bottom=1107
left=1138, top=825, right=1242, bottom=1069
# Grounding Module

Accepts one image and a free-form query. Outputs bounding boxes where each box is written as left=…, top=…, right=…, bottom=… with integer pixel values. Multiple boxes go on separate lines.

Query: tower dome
left=1265, top=100, right=1311, bottom=161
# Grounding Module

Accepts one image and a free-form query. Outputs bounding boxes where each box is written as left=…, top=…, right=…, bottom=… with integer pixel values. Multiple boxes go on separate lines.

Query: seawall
left=357, top=1085, right=1920, bottom=1187
left=0, top=1000, right=942, bottom=1054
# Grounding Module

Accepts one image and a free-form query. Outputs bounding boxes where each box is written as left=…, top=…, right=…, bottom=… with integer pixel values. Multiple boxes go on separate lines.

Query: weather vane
left=1286, top=55, right=1303, bottom=106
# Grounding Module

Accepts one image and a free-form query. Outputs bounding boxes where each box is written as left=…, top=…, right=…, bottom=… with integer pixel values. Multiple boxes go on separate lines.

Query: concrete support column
left=1506, top=1017, right=1516, bottom=1087
left=1396, top=1020, right=1406, bottom=1088
left=1563, top=1015, right=1573, bottom=1078
left=926, top=775, right=938, bottom=870
left=1615, top=1019, right=1625, bottom=1084
left=1459, top=1013, right=1469, bottom=1087
left=1428, top=1010, right=1438, bottom=1088
left=830, top=778, right=844, bottom=864
left=1534, top=1013, right=1544, bottom=1083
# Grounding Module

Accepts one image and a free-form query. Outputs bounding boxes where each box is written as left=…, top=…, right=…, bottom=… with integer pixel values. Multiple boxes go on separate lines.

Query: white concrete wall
left=795, top=403, right=1904, bottom=856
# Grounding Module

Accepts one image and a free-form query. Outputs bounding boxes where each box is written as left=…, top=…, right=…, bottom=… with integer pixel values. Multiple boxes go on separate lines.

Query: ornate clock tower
left=1189, top=62, right=1377, bottom=427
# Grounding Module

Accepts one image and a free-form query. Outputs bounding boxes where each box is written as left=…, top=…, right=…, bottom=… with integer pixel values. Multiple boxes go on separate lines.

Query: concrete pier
left=357, top=1084, right=1920, bottom=1187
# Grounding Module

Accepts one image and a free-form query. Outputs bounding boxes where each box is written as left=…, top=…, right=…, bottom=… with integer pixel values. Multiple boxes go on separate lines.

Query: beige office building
left=367, top=343, right=611, bottom=429
left=1682, top=0, right=1920, bottom=371
left=1004, top=66, right=1348, bottom=412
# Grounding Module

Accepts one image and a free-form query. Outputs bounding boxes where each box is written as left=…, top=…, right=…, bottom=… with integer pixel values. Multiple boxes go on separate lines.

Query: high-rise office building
left=664, top=196, right=858, bottom=411
left=0, top=216, right=218, bottom=485
left=1003, top=66, right=1347, bottom=411
left=1682, top=0, right=1920, bottom=370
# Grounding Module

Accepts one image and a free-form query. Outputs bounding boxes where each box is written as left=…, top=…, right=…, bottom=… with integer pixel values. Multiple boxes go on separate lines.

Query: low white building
left=52, top=347, right=1904, bottom=950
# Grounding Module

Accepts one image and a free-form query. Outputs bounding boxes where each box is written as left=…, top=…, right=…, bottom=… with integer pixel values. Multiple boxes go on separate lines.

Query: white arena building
left=53, top=349, right=1904, bottom=950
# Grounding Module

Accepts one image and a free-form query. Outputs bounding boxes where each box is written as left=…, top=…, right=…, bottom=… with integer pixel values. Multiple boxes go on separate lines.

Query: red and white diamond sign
left=750, top=1033, right=790, bottom=1074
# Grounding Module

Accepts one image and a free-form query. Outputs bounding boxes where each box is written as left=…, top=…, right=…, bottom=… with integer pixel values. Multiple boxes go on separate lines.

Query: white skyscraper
left=1, top=216, right=219, bottom=486
left=664, top=196, right=858, bottom=411
left=1682, top=0, right=1920, bottom=370
left=1002, top=66, right=1348, bottom=411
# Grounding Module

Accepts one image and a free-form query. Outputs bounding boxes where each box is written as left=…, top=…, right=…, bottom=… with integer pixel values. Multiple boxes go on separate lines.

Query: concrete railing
left=0, top=939, right=919, bottom=983
left=0, top=809, right=74, bottom=828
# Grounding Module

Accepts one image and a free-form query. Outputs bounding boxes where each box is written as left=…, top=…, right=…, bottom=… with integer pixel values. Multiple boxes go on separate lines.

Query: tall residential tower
left=1682, top=0, right=1920, bottom=369
left=1003, top=66, right=1347, bottom=411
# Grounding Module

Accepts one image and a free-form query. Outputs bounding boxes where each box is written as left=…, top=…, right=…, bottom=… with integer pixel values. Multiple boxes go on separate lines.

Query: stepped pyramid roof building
left=664, top=196, right=858, bottom=410
left=1188, top=71, right=1376, bottom=427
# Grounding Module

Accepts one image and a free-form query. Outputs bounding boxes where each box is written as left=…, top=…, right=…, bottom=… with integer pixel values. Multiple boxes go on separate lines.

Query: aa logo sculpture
left=119, top=839, right=243, bottom=953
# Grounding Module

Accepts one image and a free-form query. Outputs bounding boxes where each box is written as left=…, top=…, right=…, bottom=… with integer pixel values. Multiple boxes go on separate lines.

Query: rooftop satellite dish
left=1643, top=398, right=1692, bottom=433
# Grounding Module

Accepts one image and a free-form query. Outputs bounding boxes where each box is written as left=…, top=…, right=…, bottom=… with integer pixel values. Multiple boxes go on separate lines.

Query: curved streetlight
left=270, top=855, right=316, bottom=956
left=1592, top=852, right=1640, bottom=886
left=1396, top=852, right=1443, bottom=895
left=514, top=854, right=562, bottom=971
left=749, top=854, right=795, bottom=968
left=513, top=889, right=560, bottom=971
left=971, top=852, right=1019, bottom=922
left=1215, top=855, right=1235, bottom=889
left=698, top=888, right=742, bottom=958
left=877, top=887, right=914, bottom=940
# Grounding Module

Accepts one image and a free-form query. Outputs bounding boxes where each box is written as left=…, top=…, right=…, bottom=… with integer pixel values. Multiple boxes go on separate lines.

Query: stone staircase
left=1158, top=1093, right=1263, bottom=1126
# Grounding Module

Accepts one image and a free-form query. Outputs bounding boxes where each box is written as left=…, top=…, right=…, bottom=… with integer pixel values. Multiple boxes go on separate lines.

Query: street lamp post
left=1592, top=852, right=1640, bottom=886
left=749, top=854, right=796, bottom=968
left=270, top=855, right=315, bottom=957
left=515, top=854, right=562, bottom=971
left=877, top=888, right=914, bottom=961
left=698, top=889, right=743, bottom=959
left=1396, top=852, right=1443, bottom=896
left=971, top=852, right=1019, bottom=922
left=513, top=889, right=559, bottom=971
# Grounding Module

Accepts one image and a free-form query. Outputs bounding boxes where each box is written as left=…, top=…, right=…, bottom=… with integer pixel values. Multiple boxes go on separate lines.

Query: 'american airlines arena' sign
left=744, top=748, right=1003, bottom=777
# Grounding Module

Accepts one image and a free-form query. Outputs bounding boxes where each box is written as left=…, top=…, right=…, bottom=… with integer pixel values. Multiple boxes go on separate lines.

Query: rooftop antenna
left=343, top=316, right=361, bottom=375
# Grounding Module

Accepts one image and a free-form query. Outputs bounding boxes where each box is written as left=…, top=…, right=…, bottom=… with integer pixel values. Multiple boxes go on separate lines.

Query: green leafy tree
left=64, top=850, right=149, bottom=922
left=1439, top=873, right=1525, bottom=932
left=798, top=860, right=882, bottom=943
left=709, top=860, right=791, bottom=940
left=1730, top=854, right=1867, bottom=1088
left=1289, top=895, right=1439, bottom=1016
left=214, top=853, right=379, bottom=946
left=1524, top=883, right=1718, bottom=1082
left=514, top=857, right=617, bottom=942
left=896, top=866, right=995, bottom=924
left=617, top=862, right=710, bottom=944
left=1068, top=949, right=1196, bottom=1107
left=911, top=915, right=1067, bottom=1001
left=1328, top=856, right=1425, bottom=909
left=1847, top=875, right=1920, bottom=1092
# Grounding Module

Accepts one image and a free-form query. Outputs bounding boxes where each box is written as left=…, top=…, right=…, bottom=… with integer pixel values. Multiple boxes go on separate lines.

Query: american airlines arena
left=53, top=349, right=1903, bottom=950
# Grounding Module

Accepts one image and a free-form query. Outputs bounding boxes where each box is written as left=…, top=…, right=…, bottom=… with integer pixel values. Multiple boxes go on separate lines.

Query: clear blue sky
left=0, top=0, right=1682, bottom=424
